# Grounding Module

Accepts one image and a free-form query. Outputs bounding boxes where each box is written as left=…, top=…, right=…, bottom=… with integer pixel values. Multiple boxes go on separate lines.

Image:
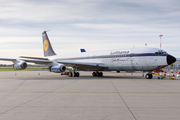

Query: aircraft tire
left=145, top=73, right=153, bottom=79
left=92, top=72, right=103, bottom=77
left=92, top=72, right=96, bottom=77
left=73, top=72, right=76, bottom=77
left=149, top=74, right=153, bottom=79
left=96, top=72, right=99, bottom=76
left=145, top=74, right=150, bottom=79
left=75, top=72, right=80, bottom=77
left=68, top=72, right=73, bottom=77
left=99, top=72, right=103, bottom=77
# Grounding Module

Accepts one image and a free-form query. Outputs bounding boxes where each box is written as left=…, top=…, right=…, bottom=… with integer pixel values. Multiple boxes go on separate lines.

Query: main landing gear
left=92, top=72, right=103, bottom=77
left=68, top=71, right=80, bottom=77
left=145, top=73, right=153, bottom=79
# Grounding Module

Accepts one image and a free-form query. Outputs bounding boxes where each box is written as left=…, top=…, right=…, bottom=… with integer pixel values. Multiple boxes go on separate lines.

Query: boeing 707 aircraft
left=0, top=31, right=176, bottom=79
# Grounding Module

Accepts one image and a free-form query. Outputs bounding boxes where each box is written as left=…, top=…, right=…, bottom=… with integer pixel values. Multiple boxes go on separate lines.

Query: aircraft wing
left=0, top=58, right=17, bottom=62
left=0, top=58, right=52, bottom=64
left=0, top=58, right=108, bottom=71
left=57, top=61, right=108, bottom=71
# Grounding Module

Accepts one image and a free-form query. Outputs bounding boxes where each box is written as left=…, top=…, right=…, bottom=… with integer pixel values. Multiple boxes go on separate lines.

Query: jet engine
left=13, top=61, right=27, bottom=70
left=50, top=64, right=66, bottom=73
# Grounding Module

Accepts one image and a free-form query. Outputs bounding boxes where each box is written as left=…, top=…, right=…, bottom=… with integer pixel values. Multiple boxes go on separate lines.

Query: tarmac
left=0, top=71, right=180, bottom=120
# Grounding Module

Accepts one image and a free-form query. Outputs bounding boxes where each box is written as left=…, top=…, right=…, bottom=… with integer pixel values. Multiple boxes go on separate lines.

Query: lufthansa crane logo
left=44, top=40, right=49, bottom=51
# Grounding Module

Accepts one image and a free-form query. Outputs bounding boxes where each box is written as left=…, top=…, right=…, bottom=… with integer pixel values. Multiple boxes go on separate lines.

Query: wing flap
left=22, top=59, right=52, bottom=64
left=57, top=61, right=108, bottom=71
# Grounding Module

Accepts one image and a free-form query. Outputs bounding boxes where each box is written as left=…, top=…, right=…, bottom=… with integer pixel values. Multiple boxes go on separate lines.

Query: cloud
left=0, top=0, right=179, bottom=24
left=0, top=0, right=180, bottom=64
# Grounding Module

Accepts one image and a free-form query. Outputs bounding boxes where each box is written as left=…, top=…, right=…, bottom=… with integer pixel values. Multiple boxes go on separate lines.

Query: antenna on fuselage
left=159, top=34, right=163, bottom=49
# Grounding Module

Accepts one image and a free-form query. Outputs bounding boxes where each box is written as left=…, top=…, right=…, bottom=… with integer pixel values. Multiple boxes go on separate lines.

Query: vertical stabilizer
left=42, top=31, right=56, bottom=57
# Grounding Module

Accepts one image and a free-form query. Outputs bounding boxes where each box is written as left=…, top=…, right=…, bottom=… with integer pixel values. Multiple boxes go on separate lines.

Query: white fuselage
left=49, top=47, right=168, bottom=71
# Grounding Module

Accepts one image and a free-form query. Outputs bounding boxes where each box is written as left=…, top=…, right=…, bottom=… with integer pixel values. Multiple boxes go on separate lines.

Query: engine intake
left=14, top=61, right=27, bottom=70
left=50, top=64, right=66, bottom=73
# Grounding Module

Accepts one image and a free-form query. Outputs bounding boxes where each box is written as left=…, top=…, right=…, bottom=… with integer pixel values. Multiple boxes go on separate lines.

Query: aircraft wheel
left=96, top=72, right=99, bottom=76
left=75, top=72, right=80, bottom=77
left=145, top=73, right=153, bottom=79
left=149, top=74, right=153, bottom=79
left=72, top=72, right=79, bottom=77
left=92, top=72, right=96, bottom=77
left=72, top=72, right=75, bottom=77
left=99, top=72, right=103, bottom=77
left=92, top=72, right=103, bottom=77
left=145, top=74, right=149, bottom=79
left=68, top=72, right=73, bottom=77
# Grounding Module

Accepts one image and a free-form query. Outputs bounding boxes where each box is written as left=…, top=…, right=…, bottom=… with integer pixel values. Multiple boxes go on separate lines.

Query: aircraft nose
left=167, top=55, right=176, bottom=65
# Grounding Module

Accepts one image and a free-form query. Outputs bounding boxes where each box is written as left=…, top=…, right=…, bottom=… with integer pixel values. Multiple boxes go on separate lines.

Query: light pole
left=159, top=34, right=163, bottom=49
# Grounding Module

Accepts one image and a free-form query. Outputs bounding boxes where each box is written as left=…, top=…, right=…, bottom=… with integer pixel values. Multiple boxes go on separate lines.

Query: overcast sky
left=0, top=0, right=180, bottom=63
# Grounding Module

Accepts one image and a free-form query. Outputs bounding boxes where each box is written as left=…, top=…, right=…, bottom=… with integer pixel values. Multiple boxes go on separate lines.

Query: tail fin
left=42, top=31, right=56, bottom=57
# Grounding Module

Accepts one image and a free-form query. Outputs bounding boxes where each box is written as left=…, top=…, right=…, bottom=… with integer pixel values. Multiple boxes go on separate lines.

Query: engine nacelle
left=50, top=64, right=66, bottom=73
left=13, top=61, right=27, bottom=70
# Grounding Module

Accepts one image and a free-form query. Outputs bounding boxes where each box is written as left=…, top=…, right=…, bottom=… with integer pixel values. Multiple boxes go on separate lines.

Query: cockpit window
left=155, top=50, right=168, bottom=55
left=162, top=51, right=168, bottom=54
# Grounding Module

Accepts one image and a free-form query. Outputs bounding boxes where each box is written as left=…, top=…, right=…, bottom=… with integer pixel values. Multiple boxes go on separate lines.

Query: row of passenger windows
left=57, top=52, right=167, bottom=61
left=57, top=55, right=127, bottom=60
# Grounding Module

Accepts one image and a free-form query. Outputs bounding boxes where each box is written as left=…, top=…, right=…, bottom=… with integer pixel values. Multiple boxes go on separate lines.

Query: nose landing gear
left=145, top=73, right=153, bottom=79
